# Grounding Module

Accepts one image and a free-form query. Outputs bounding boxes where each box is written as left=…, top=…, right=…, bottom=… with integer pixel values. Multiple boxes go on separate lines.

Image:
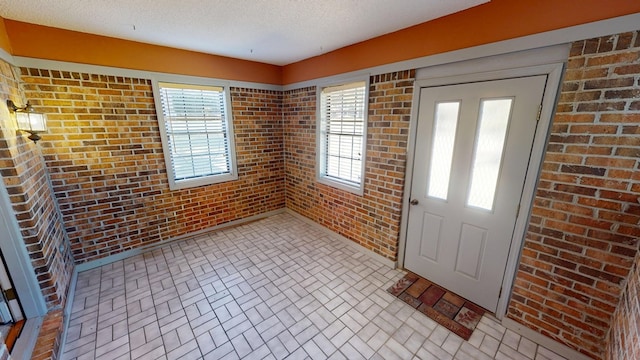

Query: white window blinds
left=319, top=81, right=367, bottom=190
left=158, top=82, right=235, bottom=186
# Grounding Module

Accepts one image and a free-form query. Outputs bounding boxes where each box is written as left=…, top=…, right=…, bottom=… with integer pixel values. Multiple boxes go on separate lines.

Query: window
left=467, top=98, right=513, bottom=210
left=427, top=101, right=461, bottom=200
left=317, top=80, right=368, bottom=195
left=154, top=81, right=237, bottom=190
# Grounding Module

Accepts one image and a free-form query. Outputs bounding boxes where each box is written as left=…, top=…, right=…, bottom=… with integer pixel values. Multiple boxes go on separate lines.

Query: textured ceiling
left=0, top=0, right=488, bottom=65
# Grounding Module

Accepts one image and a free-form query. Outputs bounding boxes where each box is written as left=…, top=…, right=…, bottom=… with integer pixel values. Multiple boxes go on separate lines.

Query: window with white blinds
left=317, top=80, right=368, bottom=195
left=156, top=81, right=237, bottom=190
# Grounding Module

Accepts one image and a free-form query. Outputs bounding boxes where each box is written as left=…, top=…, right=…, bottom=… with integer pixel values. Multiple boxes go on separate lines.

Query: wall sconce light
left=6, top=99, right=47, bottom=143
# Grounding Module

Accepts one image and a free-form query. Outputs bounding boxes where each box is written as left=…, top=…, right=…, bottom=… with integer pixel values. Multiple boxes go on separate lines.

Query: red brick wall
left=20, top=68, right=284, bottom=263
left=30, top=309, right=64, bottom=360
left=508, top=31, right=640, bottom=359
left=284, top=71, right=414, bottom=260
left=0, top=60, right=73, bottom=309
left=606, top=252, right=640, bottom=360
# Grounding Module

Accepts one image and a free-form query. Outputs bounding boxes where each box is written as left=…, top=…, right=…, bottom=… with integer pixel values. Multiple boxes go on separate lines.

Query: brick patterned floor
left=61, top=213, right=567, bottom=360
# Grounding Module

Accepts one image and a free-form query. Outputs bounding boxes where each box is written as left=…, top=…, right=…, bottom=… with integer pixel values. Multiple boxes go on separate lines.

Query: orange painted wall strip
left=282, top=0, right=640, bottom=84
left=0, top=18, right=12, bottom=54
left=4, top=20, right=282, bottom=85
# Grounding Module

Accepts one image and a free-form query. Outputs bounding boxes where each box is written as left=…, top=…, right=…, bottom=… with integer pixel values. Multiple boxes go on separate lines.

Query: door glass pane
left=467, top=98, right=513, bottom=210
left=427, top=101, right=460, bottom=200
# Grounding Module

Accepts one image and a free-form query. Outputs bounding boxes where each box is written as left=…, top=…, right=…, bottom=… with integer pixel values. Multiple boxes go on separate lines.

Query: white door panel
left=419, top=213, right=442, bottom=262
left=0, top=255, right=20, bottom=323
left=405, top=76, right=547, bottom=312
left=455, top=223, right=486, bottom=280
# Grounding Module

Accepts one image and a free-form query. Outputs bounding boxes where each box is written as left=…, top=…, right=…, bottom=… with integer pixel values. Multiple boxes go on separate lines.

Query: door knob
left=410, top=199, right=419, bottom=205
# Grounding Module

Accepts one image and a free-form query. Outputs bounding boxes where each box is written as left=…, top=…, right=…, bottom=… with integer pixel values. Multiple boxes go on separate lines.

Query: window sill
left=317, top=176, right=364, bottom=196
left=170, top=173, right=238, bottom=190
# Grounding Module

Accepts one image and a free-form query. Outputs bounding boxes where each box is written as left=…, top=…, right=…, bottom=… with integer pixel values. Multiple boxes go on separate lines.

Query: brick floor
left=60, top=213, right=567, bottom=359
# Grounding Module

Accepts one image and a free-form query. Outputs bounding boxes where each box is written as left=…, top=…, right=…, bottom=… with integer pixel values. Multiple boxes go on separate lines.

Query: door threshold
left=4, top=320, right=25, bottom=352
left=10, top=317, right=42, bottom=360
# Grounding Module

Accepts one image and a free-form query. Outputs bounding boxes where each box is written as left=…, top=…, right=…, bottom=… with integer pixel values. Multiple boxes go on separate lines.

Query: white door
left=0, top=253, right=22, bottom=323
left=405, top=76, right=546, bottom=312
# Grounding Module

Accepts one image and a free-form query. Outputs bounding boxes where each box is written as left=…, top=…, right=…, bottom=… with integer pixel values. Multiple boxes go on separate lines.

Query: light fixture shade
left=17, top=111, right=47, bottom=132
left=16, top=112, right=31, bottom=131
left=6, top=99, right=48, bottom=143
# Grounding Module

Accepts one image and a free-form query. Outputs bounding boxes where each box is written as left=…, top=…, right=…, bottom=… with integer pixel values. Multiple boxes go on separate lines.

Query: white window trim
left=316, top=77, right=369, bottom=196
left=152, top=76, right=238, bottom=190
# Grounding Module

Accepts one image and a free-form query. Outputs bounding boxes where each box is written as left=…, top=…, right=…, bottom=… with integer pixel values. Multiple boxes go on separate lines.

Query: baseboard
left=58, top=207, right=398, bottom=360
left=11, top=316, right=42, bottom=360
left=501, top=317, right=592, bottom=360
left=56, top=268, right=78, bottom=360
left=43, top=208, right=596, bottom=360
left=76, top=208, right=286, bottom=272
left=75, top=207, right=394, bottom=273
left=284, top=209, right=397, bottom=269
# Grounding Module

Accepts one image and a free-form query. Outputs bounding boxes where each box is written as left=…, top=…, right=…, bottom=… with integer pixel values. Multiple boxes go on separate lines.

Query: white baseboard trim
left=49, top=209, right=595, bottom=360
left=56, top=268, right=79, bottom=360
left=502, top=317, right=591, bottom=360
left=284, top=209, right=397, bottom=269
left=76, top=208, right=286, bottom=273
left=55, top=208, right=285, bottom=357
left=11, top=316, right=43, bottom=360
left=58, top=207, right=399, bottom=359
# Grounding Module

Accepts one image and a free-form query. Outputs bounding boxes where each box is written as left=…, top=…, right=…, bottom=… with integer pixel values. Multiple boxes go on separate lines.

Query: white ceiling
left=0, top=0, right=488, bottom=66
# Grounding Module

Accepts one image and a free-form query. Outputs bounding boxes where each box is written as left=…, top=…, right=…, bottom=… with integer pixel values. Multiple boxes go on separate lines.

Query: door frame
left=398, top=45, right=567, bottom=319
left=0, top=174, right=47, bottom=318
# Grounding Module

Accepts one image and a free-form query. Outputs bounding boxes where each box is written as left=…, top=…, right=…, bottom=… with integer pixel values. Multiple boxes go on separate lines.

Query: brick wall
left=20, top=68, right=285, bottom=263
left=0, top=60, right=73, bottom=309
left=508, top=31, right=640, bottom=359
left=4, top=30, right=639, bottom=360
left=284, top=71, right=414, bottom=260
left=30, top=309, right=64, bottom=360
left=606, top=252, right=640, bottom=360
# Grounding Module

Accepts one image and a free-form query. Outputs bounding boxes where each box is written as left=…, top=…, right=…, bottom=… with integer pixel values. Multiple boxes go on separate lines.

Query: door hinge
left=516, top=204, right=521, bottom=218
left=536, top=105, right=542, bottom=122
left=498, top=286, right=503, bottom=299
left=3, top=288, right=16, bottom=301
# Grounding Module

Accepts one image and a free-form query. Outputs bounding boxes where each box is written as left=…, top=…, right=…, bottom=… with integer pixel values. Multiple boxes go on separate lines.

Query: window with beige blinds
left=317, top=80, right=368, bottom=195
left=156, top=81, right=237, bottom=190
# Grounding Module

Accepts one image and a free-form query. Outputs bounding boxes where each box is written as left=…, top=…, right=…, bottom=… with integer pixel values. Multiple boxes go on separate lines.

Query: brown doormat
left=387, top=272, right=485, bottom=340
left=5, top=319, right=25, bottom=352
